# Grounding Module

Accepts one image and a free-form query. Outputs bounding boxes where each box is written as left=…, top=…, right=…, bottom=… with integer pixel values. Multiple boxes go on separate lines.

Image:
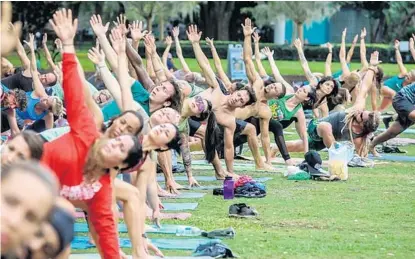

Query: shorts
left=216, top=119, right=248, bottom=148
left=188, top=117, right=202, bottom=136
left=307, top=119, right=326, bottom=151
left=393, top=92, right=415, bottom=129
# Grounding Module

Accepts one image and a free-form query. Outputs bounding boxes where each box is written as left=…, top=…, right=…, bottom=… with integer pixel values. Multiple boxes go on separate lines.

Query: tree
left=385, top=2, right=415, bottom=41
left=200, top=2, right=236, bottom=40
left=243, top=2, right=339, bottom=43
left=124, top=2, right=158, bottom=32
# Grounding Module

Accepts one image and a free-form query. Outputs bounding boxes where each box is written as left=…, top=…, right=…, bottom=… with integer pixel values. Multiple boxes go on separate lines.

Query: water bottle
left=175, top=226, right=201, bottom=237
left=223, top=176, right=235, bottom=200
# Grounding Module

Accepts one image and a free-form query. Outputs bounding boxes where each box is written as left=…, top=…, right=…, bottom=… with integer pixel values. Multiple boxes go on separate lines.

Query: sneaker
left=228, top=203, right=258, bottom=218
left=201, top=227, right=236, bottom=239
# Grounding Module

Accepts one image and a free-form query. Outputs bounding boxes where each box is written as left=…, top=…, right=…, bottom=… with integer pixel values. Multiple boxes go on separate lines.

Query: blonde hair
left=343, top=72, right=360, bottom=91
left=50, top=96, right=64, bottom=117
left=342, top=108, right=380, bottom=157
left=407, top=69, right=415, bottom=82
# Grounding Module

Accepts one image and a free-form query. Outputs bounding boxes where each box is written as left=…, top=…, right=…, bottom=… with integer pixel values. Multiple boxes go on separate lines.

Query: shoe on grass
left=228, top=203, right=258, bottom=218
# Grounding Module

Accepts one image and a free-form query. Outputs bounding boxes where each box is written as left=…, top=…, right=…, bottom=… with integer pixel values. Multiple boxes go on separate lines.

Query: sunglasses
left=194, top=96, right=206, bottom=113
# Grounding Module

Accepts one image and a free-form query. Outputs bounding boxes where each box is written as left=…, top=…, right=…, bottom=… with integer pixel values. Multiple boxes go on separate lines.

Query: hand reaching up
left=342, top=28, right=347, bottom=40
left=205, top=37, right=214, bottom=48
left=293, top=38, right=302, bottom=50
left=252, top=31, right=261, bottom=43
left=129, top=20, right=148, bottom=42
left=165, top=36, right=173, bottom=46
left=352, top=34, right=358, bottom=44
left=54, top=38, right=63, bottom=50
left=109, top=28, right=126, bottom=55
left=360, top=27, right=366, bottom=39
left=1, top=2, right=22, bottom=56
left=369, top=51, right=381, bottom=67
left=112, top=13, right=128, bottom=36
left=87, top=45, right=106, bottom=65
left=143, top=34, right=156, bottom=55
left=42, top=33, right=48, bottom=46
left=23, top=33, right=35, bottom=51
left=90, top=14, right=109, bottom=37
left=241, top=18, right=256, bottom=37
left=186, top=25, right=202, bottom=43
left=326, top=42, right=333, bottom=52
left=394, top=39, right=400, bottom=50
left=172, top=26, right=179, bottom=38
left=49, top=8, right=78, bottom=45
left=410, top=37, right=414, bottom=50
left=261, top=47, right=274, bottom=57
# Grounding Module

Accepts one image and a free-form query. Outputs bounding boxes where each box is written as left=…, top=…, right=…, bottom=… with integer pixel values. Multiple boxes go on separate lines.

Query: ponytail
left=204, top=101, right=219, bottom=163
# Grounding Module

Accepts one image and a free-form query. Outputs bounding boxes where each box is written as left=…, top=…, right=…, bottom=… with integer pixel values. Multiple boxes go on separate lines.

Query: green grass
left=5, top=51, right=413, bottom=77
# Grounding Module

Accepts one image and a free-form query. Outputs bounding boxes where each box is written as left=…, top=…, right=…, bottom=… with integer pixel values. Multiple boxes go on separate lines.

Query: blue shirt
left=400, top=82, right=415, bottom=104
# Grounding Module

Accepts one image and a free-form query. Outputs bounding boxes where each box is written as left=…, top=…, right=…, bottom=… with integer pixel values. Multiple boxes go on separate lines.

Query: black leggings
left=232, top=117, right=297, bottom=161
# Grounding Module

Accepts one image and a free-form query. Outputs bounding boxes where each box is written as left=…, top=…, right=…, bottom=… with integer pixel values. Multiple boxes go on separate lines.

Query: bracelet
left=368, top=67, right=377, bottom=73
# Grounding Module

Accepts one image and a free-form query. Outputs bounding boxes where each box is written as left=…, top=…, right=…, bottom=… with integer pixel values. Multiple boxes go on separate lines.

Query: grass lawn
left=5, top=51, right=414, bottom=77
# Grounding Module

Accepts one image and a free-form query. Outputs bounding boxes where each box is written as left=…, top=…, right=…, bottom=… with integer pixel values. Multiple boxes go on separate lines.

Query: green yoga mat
left=74, top=223, right=196, bottom=234
left=157, top=175, right=272, bottom=182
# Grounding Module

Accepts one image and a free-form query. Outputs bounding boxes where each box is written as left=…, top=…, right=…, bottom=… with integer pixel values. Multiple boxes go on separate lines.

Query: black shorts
left=188, top=117, right=202, bottom=136
left=393, top=92, right=415, bottom=129
left=217, top=119, right=248, bottom=147
left=1, top=111, right=10, bottom=133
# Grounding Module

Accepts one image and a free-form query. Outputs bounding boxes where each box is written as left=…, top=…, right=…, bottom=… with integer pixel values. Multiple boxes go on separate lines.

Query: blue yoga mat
left=164, top=192, right=206, bottom=199
left=377, top=128, right=415, bottom=134
left=162, top=202, right=198, bottom=211
left=74, top=223, right=196, bottom=234
left=157, top=175, right=272, bottom=182
left=71, top=236, right=220, bottom=250
left=368, top=154, right=415, bottom=162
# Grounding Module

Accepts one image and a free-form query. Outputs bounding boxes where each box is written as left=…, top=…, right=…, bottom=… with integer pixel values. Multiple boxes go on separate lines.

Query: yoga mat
left=191, top=159, right=286, bottom=168
left=161, top=192, right=206, bottom=199
left=74, top=223, right=195, bottom=235
left=71, top=236, right=221, bottom=250
left=192, top=164, right=286, bottom=173
left=368, top=154, right=415, bottom=162
left=377, top=128, right=415, bottom=134
left=162, top=202, right=198, bottom=211
left=75, top=211, right=192, bottom=220
left=157, top=175, right=273, bottom=182
left=69, top=254, right=213, bottom=259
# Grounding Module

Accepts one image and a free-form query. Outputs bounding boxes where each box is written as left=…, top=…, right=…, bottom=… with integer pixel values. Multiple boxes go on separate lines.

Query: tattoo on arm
left=180, top=134, right=192, bottom=177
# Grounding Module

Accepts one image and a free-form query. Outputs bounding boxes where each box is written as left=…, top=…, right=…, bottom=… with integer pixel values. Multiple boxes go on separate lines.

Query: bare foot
left=158, top=188, right=176, bottom=198
left=88, top=233, right=95, bottom=245
left=226, top=172, right=240, bottom=180
left=215, top=171, right=227, bottom=180
left=270, top=145, right=280, bottom=158
left=256, top=163, right=275, bottom=171
left=285, top=159, right=295, bottom=166
left=369, top=146, right=381, bottom=157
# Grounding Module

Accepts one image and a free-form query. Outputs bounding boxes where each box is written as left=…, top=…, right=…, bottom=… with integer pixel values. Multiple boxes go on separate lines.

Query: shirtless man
left=233, top=18, right=286, bottom=165
left=187, top=25, right=273, bottom=175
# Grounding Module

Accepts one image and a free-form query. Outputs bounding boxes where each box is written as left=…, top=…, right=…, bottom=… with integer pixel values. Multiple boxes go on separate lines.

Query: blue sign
left=227, top=44, right=247, bottom=81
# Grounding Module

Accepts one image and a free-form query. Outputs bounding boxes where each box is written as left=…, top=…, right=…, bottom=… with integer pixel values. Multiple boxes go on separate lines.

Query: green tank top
left=188, top=83, right=204, bottom=98
left=268, top=94, right=302, bottom=121
left=178, top=117, right=189, bottom=135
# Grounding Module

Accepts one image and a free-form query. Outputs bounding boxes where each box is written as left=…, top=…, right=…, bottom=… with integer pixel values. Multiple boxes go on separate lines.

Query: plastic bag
left=328, top=142, right=354, bottom=180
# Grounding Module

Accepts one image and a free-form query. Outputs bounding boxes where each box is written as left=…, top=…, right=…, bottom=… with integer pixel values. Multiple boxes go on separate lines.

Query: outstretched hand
left=205, top=37, right=214, bottom=48
left=54, top=38, right=63, bottom=50
left=87, top=45, right=106, bottom=65
left=1, top=2, right=22, bottom=56
left=326, top=42, right=333, bottom=52
left=293, top=38, right=302, bottom=49
left=360, top=27, right=366, bottom=39
left=129, top=20, right=148, bottom=42
left=90, top=14, right=109, bottom=37
left=252, top=31, right=261, bottom=43
left=49, top=8, right=78, bottom=45
left=109, top=28, right=126, bottom=55
left=42, top=33, right=48, bottom=46
left=172, top=26, right=179, bottom=38
left=369, top=51, right=381, bottom=67
left=342, top=28, right=347, bottom=40
left=112, top=13, right=128, bottom=36
left=241, top=18, right=256, bottom=37
left=394, top=39, right=400, bottom=50
left=165, top=36, right=173, bottom=46
left=23, top=33, right=35, bottom=51
left=143, top=33, right=156, bottom=55
left=410, top=37, right=414, bottom=50
left=352, top=34, right=358, bottom=44
left=186, top=24, right=202, bottom=43
left=261, top=47, right=274, bottom=57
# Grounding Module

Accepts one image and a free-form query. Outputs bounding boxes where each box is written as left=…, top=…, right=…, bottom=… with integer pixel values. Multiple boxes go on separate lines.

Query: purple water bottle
left=223, top=176, right=235, bottom=200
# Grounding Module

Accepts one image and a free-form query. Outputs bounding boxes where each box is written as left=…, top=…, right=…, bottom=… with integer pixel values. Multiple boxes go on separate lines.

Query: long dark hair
left=314, top=76, right=339, bottom=108
left=102, top=110, right=144, bottom=135
left=155, top=124, right=182, bottom=154
left=20, top=130, right=46, bottom=160
left=203, top=100, right=219, bottom=163
left=121, top=135, right=143, bottom=171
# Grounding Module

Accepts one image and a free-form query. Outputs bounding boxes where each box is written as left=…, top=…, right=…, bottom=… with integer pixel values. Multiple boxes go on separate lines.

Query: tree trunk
left=94, top=2, right=103, bottom=15
left=201, top=2, right=216, bottom=38
left=146, top=16, right=153, bottom=32
left=296, top=22, right=304, bottom=44
left=215, top=2, right=235, bottom=40
left=159, top=15, right=164, bottom=41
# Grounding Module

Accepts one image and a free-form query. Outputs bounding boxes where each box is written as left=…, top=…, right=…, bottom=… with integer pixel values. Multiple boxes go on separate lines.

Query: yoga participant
left=1, top=161, right=58, bottom=258
left=41, top=10, right=145, bottom=258
left=0, top=2, right=21, bottom=57
left=1, top=130, right=45, bottom=165
left=187, top=24, right=270, bottom=174
left=1, top=84, right=27, bottom=135
left=369, top=82, right=415, bottom=156
left=24, top=198, right=75, bottom=259
left=377, top=39, right=415, bottom=112
left=232, top=18, right=286, bottom=166
left=15, top=34, right=63, bottom=131
left=293, top=38, right=339, bottom=118
left=1, top=24, right=57, bottom=93
left=284, top=51, right=382, bottom=157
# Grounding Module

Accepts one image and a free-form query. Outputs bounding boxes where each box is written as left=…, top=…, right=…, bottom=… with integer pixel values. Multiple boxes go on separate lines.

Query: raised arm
left=394, top=40, right=408, bottom=77
left=261, top=47, right=293, bottom=92
left=126, top=40, right=155, bottom=91
left=360, top=28, right=369, bottom=70
left=242, top=18, right=261, bottom=84
left=144, top=34, right=168, bottom=82
left=187, top=25, right=219, bottom=88
left=324, top=42, right=333, bottom=77
left=339, top=28, right=351, bottom=77
left=410, top=34, right=415, bottom=61
left=294, top=109, right=309, bottom=153
left=252, top=32, right=267, bottom=78
left=346, top=34, right=358, bottom=63
left=42, top=33, right=58, bottom=71
left=9, top=22, right=30, bottom=70
left=128, top=20, right=148, bottom=80
left=162, top=36, right=173, bottom=68
left=172, top=26, right=191, bottom=73
left=354, top=51, right=381, bottom=110
left=90, top=14, right=118, bottom=70
left=293, top=38, right=318, bottom=86
left=205, top=37, right=232, bottom=86
left=23, top=34, right=47, bottom=98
